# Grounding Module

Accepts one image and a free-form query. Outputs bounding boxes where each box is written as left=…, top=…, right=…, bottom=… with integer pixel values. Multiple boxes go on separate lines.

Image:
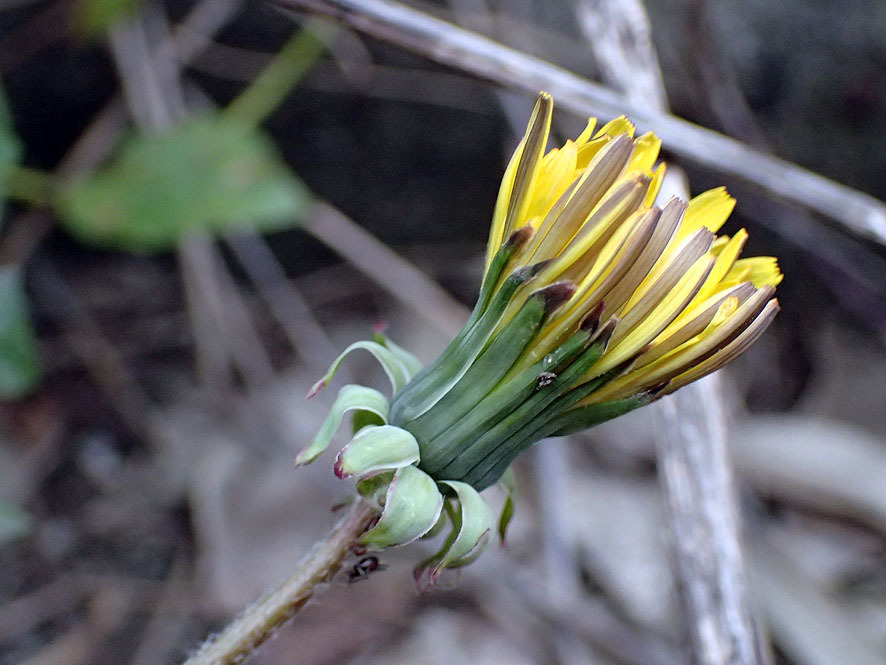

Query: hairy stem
left=182, top=500, right=379, bottom=665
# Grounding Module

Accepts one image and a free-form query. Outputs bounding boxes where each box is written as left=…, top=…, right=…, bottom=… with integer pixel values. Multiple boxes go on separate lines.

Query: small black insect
left=536, top=371, right=557, bottom=388
left=348, top=556, right=387, bottom=583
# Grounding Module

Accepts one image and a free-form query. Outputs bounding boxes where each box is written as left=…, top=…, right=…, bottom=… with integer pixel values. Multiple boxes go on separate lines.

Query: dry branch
left=572, top=0, right=765, bottom=661
left=268, top=0, right=886, bottom=248
left=658, top=381, right=765, bottom=665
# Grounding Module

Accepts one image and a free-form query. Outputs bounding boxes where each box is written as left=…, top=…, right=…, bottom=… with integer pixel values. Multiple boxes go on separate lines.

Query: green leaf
left=57, top=116, right=309, bottom=252
left=389, top=260, right=547, bottom=424
left=414, top=483, right=493, bottom=587
left=545, top=394, right=653, bottom=437
left=405, top=287, right=551, bottom=445
left=0, top=266, right=41, bottom=399
left=75, top=0, right=144, bottom=36
left=0, top=500, right=31, bottom=545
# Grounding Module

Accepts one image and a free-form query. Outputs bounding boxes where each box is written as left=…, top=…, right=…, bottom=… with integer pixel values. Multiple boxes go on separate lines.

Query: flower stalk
left=183, top=501, right=379, bottom=665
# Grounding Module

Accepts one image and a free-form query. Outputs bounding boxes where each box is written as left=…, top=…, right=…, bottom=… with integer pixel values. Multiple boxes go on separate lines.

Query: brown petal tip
left=643, top=380, right=669, bottom=398
left=505, top=224, right=535, bottom=250
left=591, top=316, right=618, bottom=348
left=580, top=301, right=606, bottom=332
left=535, top=280, right=577, bottom=314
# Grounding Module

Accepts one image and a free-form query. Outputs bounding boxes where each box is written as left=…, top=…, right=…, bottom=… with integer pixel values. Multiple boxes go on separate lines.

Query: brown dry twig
left=268, top=0, right=886, bottom=248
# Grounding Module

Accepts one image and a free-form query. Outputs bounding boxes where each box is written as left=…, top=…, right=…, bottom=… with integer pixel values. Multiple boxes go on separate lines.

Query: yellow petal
left=545, top=172, right=650, bottom=279
left=601, top=199, right=683, bottom=317
left=643, top=163, right=666, bottom=208
left=589, top=286, right=775, bottom=401
left=663, top=298, right=780, bottom=393
left=710, top=235, right=730, bottom=254
left=575, top=135, right=610, bottom=170
left=588, top=254, right=715, bottom=377
left=628, top=132, right=661, bottom=173
left=727, top=256, right=783, bottom=287
left=610, top=229, right=715, bottom=345
left=502, top=177, right=649, bottom=349
left=574, top=117, right=598, bottom=145
left=481, top=96, right=781, bottom=408
left=486, top=140, right=524, bottom=272
left=484, top=92, right=553, bottom=274
left=575, top=116, right=637, bottom=170
left=524, top=140, right=579, bottom=221
left=595, top=116, right=636, bottom=139
left=503, top=93, right=553, bottom=238
left=525, top=208, right=654, bottom=365
left=621, top=216, right=714, bottom=314
left=524, top=135, right=633, bottom=263
left=676, top=187, right=736, bottom=242
left=690, top=229, right=748, bottom=305
left=636, top=282, right=755, bottom=368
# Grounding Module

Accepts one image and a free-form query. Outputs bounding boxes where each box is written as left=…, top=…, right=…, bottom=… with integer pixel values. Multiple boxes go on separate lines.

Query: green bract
left=300, top=93, right=780, bottom=583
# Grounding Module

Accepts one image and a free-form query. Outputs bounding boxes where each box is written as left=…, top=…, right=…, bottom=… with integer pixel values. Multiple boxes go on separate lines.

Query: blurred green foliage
left=0, top=266, right=41, bottom=399
left=57, top=117, right=310, bottom=252
left=0, top=84, right=39, bottom=400
left=0, top=87, right=22, bottom=221
left=75, top=0, right=144, bottom=36
left=0, top=500, right=31, bottom=545
left=0, top=18, right=321, bottom=400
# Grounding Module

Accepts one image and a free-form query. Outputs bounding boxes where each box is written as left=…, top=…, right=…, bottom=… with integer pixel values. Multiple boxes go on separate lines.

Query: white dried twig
left=569, top=0, right=765, bottom=661
left=268, top=0, right=886, bottom=248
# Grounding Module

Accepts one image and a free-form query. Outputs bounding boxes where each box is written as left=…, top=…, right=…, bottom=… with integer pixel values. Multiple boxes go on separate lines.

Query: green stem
left=223, top=20, right=338, bottom=129
left=4, top=166, right=55, bottom=207
left=182, top=500, right=379, bottom=665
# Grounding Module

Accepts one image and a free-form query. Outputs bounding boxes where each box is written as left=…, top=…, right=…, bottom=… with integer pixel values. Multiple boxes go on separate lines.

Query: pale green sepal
left=420, top=507, right=450, bottom=540
left=414, top=482, right=493, bottom=587
left=296, top=384, right=389, bottom=466
left=359, top=466, right=443, bottom=548
left=375, top=331, right=423, bottom=379
left=445, top=530, right=491, bottom=570
left=356, top=471, right=394, bottom=507
left=307, top=341, right=410, bottom=399
left=437, top=481, right=493, bottom=568
left=414, top=503, right=459, bottom=589
left=334, top=425, right=420, bottom=479
left=497, top=466, right=518, bottom=544
left=352, top=409, right=385, bottom=433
